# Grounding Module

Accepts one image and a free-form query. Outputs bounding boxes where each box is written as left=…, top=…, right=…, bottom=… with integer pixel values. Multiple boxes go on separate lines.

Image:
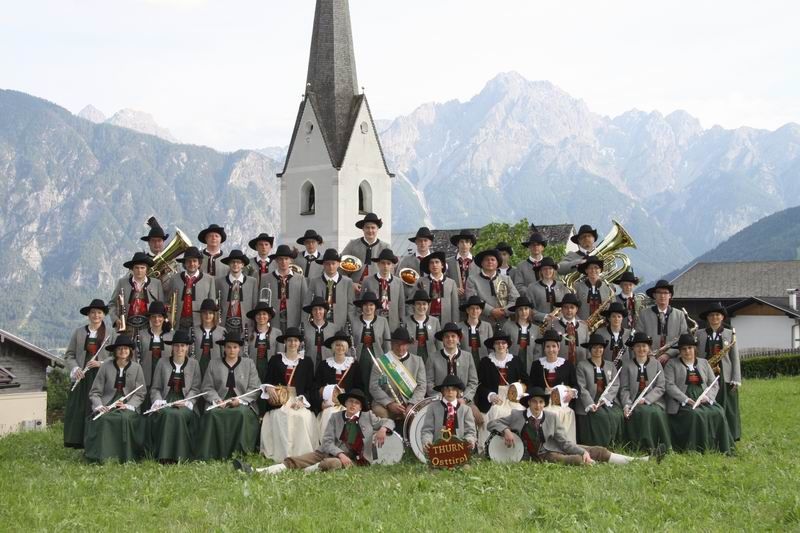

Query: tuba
left=148, top=228, right=192, bottom=280
left=563, top=220, right=636, bottom=291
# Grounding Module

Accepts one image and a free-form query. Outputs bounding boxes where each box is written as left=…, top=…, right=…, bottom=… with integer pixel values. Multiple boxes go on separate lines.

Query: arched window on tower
left=301, top=181, right=315, bottom=215
left=358, top=180, right=372, bottom=215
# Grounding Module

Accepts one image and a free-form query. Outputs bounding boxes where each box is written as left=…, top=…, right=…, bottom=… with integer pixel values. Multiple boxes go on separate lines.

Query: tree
left=474, top=218, right=566, bottom=266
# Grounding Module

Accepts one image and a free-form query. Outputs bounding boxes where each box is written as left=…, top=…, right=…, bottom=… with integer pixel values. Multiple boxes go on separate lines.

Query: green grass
left=2, top=378, right=799, bottom=532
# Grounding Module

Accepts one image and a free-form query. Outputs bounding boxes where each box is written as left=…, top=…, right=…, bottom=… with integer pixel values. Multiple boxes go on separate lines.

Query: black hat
left=165, top=330, right=192, bottom=345
left=246, top=301, right=276, bottom=320
left=535, top=329, right=563, bottom=345
left=221, top=249, right=250, bottom=266
left=699, top=301, right=728, bottom=321
left=555, top=293, right=581, bottom=308
left=248, top=232, right=275, bottom=250
left=408, top=289, right=432, bottom=304
left=419, top=251, right=447, bottom=274
left=80, top=298, right=109, bottom=316
left=106, top=335, right=136, bottom=352
left=495, top=242, right=514, bottom=256
left=508, top=295, right=534, bottom=312
left=276, top=327, right=304, bottom=344
left=626, top=331, right=653, bottom=347
left=198, top=223, right=227, bottom=244
left=580, top=333, right=608, bottom=349
left=390, top=327, right=413, bottom=343
left=614, top=269, right=639, bottom=285
left=354, top=291, right=380, bottom=307
left=216, top=331, right=245, bottom=346
left=409, top=227, right=435, bottom=242
left=577, top=256, right=604, bottom=274
left=474, top=248, right=500, bottom=267
left=302, top=296, right=330, bottom=314
left=522, top=232, right=548, bottom=247
left=268, top=244, right=296, bottom=260
left=146, top=301, right=168, bottom=317
left=434, top=374, right=466, bottom=392
left=571, top=224, right=599, bottom=244
left=123, top=251, right=154, bottom=269
left=459, top=295, right=486, bottom=312
left=176, top=246, right=203, bottom=263
left=434, top=322, right=463, bottom=341
left=376, top=249, right=398, bottom=264
left=337, top=389, right=369, bottom=410
left=355, top=212, right=383, bottom=229
left=645, top=279, right=675, bottom=298
left=317, top=248, right=341, bottom=264
left=323, top=330, right=352, bottom=349
left=677, top=334, right=698, bottom=348
left=484, top=332, right=512, bottom=350
left=196, top=298, right=219, bottom=313
left=520, top=386, right=550, bottom=407
left=533, top=256, right=558, bottom=271
left=601, top=301, right=628, bottom=318
left=449, top=231, right=477, bottom=246
left=140, top=217, right=169, bottom=242
left=296, top=229, right=323, bottom=245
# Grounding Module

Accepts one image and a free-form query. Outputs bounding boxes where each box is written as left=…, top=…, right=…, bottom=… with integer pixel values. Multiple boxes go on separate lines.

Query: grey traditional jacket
left=89, top=359, right=146, bottom=410
left=164, top=272, right=216, bottom=327
left=424, top=349, right=479, bottom=402
left=200, top=356, right=262, bottom=414
left=459, top=320, right=495, bottom=360
left=368, top=351, right=427, bottom=407
left=137, top=328, right=173, bottom=388
left=362, top=274, right=407, bottom=331
left=302, top=321, right=336, bottom=369
left=695, top=328, right=741, bottom=384
left=403, top=316, right=442, bottom=358
left=664, top=357, right=719, bottom=415
left=420, top=400, right=477, bottom=446
left=637, top=306, right=689, bottom=359
left=573, top=280, right=615, bottom=321
left=108, top=275, right=164, bottom=326
left=319, top=410, right=395, bottom=458
left=217, top=274, right=259, bottom=329
left=149, top=356, right=202, bottom=405
left=487, top=408, right=585, bottom=456
left=307, top=273, right=356, bottom=332
left=340, top=238, right=391, bottom=283
left=618, top=357, right=666, bottom=410
left=550, top=318, right=590, bottom=363
left=525, top=280, right=571, bottom=324
left=416, top=275, right=460, bottom=325
left=64, top=325, right=114, bottom=372
left=575, top=358, right=620, bottom=414
left=465, top=272, right=520, bottom=324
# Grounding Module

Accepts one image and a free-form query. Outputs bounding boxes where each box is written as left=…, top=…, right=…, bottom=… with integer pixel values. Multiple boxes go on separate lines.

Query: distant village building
left=671, top=260, right=800, bottom=352
left=278, top=0, right=393, bottom=251
left=0, top=329, right=63, bottom=436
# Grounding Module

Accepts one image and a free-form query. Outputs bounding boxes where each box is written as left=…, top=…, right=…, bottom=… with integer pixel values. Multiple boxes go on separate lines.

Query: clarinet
left=345, top=317, right=357, bottom=360
left=243, top=322, right=250, bottom=358
left=189, top=326, right=196, bottom=359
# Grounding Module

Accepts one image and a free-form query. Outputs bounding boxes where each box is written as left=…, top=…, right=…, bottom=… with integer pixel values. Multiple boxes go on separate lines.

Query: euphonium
left=148, top=228, right=192, bottom=280
left=563, top=220, right=636, bottom=291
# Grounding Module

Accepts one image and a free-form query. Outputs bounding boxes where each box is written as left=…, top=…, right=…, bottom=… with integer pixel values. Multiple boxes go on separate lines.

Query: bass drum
left=403, top=397, right=437, bottom=463
left=484, top=432, right=524, bottom=463
left=367, top=432, right=405, bottom=465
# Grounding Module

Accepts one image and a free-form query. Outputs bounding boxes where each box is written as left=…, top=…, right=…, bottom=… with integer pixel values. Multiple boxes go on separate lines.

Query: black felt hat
left=376, top=249, right=398, bottom=264
left=459, top=295, right=486, bottom=312
left=354, top=291, right=380, bottom=307
left=198, top=224, right=227, bottom=244
left=317, top=248, right=341, bottom=264
left=268, top=244, right=296, bottom=260
left=580, top=333, right=608, bottom=349
left=408, top=289, right=432, bottom=303
left=554, top=293, right=581, bottom=308
left=248, top=232, right=275, bottom=250
left=123, top=251, right=154, bottom=269
left=522, top=232, right=548, bottom=247
left=508, top=295, right=534, bottom=312
left=626, top=331, right=653, bottom=347
left=106, top=335, right=136, bottom=352
left=601, top=301, right=628, bottom=318
left=355, top=212, right=383, bottom=229
left=296, top=229, right=323, bottom=245
left=246, top=301, right=276, bottom=320
left=176, top=246, right=203, bottom=263
left=434, top=322, right=463, bottom=341
left=474, top=249, right=500, bottom=267
left=276, top=327, right=304, bottom=344
left=535, top=329, right=563, bottom=345
left=80, top=298, right=109, bottom=316
left=571, top=224, right=598, bottom=244
left=433, top=374, right=466, bottom=392
left=614, top=269, right=639, bottom=285
left=216, top=331, right=245, bottom=346
left=165, top=330, right=192, bottom=345
left=140, top=217, right=168, bottom=242
left=577, top=256, right=604, bottom=274
left=484, top=332, right=512, bottom=350
left=337, top=389, right=369, bottom=410
left=409, top=227, right=435, bottom=242
left=419, top=251, right=447, bottom=274
left=323, top=331, right=352, bottom=349
left=645, top=279, right=675, bottom=298
left=699, top=301, right=728, bottom=321
left=676, top=334, right=698, bottom=348
left=221, top=249, right=250, bottom=266
left=533, top=256, right=558, bottom=271
left=302, top=296, right=330, bottom=314
left=449, top=231, right=477, bottom=246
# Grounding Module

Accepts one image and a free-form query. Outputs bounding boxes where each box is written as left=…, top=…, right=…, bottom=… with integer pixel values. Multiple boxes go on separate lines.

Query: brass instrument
left=117, top=288, right=127, bottom=333
left=399, top=267, right=420, bottom=287
left=259, top=286, right=273, bottom=306
left=340, top=255, right=363, bottom=273
left=169, top=290, right=177, bottom=327
left=289, top=264, right=304, bottom=276
left=682, top=307, right=699, bottom=335
left=708, top=328, right=736, bottom=376
left=587, top=281, right=616, bottom=333
left=538, top=308, right=561, bottom=335
left=494, top=277, right=510, bottom=308
left=562, top=220, right=637, bottom=291
left=148, top=228, right=192, bottom=280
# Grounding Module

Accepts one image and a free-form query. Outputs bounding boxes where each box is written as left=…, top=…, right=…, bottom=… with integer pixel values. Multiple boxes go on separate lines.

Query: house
left=0, top=328, right=64, bottom=436
left=670, top=261, right=800, bottom=352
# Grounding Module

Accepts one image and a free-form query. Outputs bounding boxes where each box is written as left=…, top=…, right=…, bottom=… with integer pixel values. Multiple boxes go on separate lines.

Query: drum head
left=485, top=433, right=524, bottom=463
left=402, top=398, right=436, bottom=447
left=370, top=432, right=405, bottom=465
left=409, top=403, right=434, bottom=463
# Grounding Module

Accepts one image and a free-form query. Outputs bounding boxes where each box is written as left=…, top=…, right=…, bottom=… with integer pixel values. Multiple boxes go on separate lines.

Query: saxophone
left=587, top=280, right=616, bottom=333
left=708, top=328, right=736, bottom=376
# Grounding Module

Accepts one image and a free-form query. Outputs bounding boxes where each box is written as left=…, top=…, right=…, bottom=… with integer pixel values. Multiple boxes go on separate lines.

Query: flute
left=592, top=366, right=623, bottom=410
left=92, top=384, right=145, bottom=420
left=627, top=369, right=662, bottom=417
left=206, top=388, right=261, bottom=411
left=144, top=391, right=209, bottom=415
left=70, top=337, right=110, bottom=391
left=692, top=375, right=720, bottom=410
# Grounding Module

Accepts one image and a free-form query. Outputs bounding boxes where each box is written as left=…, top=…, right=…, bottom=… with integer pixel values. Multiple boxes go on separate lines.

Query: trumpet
left=117, top=289, right=127, bottom=333
left=538, top=308, right=561, bottom=335
left=340, top=255, right=363, bottom=274
left=259, top=286, right=273, bottom=306
left=399, top=268, right=420, bottom=287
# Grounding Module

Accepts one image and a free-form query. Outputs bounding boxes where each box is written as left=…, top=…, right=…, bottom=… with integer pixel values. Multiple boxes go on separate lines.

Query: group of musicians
left=62, top=214, right=741, bottom=468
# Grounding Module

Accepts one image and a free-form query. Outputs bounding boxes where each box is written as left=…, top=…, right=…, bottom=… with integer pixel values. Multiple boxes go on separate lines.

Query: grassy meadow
left=1, top=377, right=799, bottom=532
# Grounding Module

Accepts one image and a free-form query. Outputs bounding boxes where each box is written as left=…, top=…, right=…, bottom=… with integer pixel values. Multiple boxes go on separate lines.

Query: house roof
left=0, top=329, right=64, bottom=367
left=670, top=260, right=800, bottom=299
left=727, top=297, right=800, bottom=319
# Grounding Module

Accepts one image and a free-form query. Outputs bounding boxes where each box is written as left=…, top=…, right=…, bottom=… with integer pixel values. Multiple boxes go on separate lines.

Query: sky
left=2, top=0, right=798, bottom=152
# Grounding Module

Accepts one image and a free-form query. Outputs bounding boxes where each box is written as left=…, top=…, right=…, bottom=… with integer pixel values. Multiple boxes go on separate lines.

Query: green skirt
left=195, top=405, right=259, bottom=461
left=670, top=403, right=733, bottom=453
left=147, top=407, right=199, bottom=461
left=63, top=369, right=97, bottom=449
left=576, top=404, right=624, bottom=447
left=84, top=409, right=146, bottom=463
left=717, top=367, right=741, bottom=441
left=622, top=404, right=672, bottom=451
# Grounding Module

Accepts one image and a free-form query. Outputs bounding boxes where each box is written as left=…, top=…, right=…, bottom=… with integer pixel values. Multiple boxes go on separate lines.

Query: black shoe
left=653, top=443, right=667, bottom=464
left=232, top=459, right=253, bottom=474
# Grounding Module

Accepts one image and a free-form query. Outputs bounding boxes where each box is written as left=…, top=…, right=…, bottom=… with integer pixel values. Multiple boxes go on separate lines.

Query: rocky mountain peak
left=77, top=104, right=106, bottom=123
left=105, top=108, right=179, bottom=143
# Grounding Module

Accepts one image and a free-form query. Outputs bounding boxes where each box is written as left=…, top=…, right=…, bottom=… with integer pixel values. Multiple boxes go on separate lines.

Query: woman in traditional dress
left=302, top=296, right=336, bottom=369
left=665, top=334, right=733, bottom=453
left=403, top=289, right=441, bottom=362
left=596, top=301, right=633, bottom=366
left=696, top=301, right=741, bottom=441
left=64, top=298, right=113, bottom=449
left=527, top=329, right=578, bottom=441
left=138, top=300, right=173, bottom=410
left=84, top=335, right=146, bottom=462
left=575, top=333, right=623, bottom=447
left=196, top=331, right=261, bottom=460
left=500, top=295, right=538, bottom=374
left=259, top=327, right=319, bottom=462
left=245, top=301, right=281, bottom=417
left=525, top=256, right=570, bottom=328
left=350, top=291, right=391, bottom=400
left=314, top=331, right=363, bottom=435
left=147, top=330, right=202, bottom=462
left=619, top=331, right=672, bottom=451
left=459, top=295, right=494, bottom=366
left=192, top=298, right=225, bottom=380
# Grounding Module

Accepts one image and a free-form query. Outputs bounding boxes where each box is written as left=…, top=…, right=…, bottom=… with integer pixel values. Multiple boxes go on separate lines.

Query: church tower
left=278, top=0, right=393, bottom=251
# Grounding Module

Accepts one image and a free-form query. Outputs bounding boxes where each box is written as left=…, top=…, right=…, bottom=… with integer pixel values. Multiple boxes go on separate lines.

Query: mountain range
left=78, top=105, right=179, bottom=143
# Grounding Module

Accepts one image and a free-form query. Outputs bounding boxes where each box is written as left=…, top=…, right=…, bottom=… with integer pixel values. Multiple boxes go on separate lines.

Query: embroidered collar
left=539, top=357, right=566, bottom=371
left=326, top=356, right=354, bottom=371
left=490, top=352, right=514, bottom=368
left=281, top=353, right=304, bottom=367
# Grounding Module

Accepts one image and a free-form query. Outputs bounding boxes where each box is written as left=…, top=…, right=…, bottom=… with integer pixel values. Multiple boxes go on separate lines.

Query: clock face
left=305, top=121, right=314, bottom=134
left=360, top=121, right=369, bottom=134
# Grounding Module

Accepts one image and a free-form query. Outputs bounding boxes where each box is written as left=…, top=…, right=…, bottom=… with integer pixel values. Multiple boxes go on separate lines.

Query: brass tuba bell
left=562, top=220, right=636, bottom=291
left=148, top=228, right=192, bottom=280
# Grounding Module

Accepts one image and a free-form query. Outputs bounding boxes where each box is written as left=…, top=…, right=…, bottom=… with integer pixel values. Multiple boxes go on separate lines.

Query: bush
left=742, top=354, right=800, bottom=379
left=46, top=367, right=70, bottom=418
